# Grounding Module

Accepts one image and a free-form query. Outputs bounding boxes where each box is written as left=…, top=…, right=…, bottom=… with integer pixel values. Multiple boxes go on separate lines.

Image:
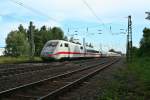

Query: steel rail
left=38, top=59, right=120, bottom=100
left=0, top=58, right=102, bottom=79
left=0, top=58, right=99, bottom=70
left=0, top=59, right=109, bottom=98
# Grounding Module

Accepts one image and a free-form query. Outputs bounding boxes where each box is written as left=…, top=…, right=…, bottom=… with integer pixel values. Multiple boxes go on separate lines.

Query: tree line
left=133, top=27, right=150, bottom=57
left=5, top=22, right=65, bottom=57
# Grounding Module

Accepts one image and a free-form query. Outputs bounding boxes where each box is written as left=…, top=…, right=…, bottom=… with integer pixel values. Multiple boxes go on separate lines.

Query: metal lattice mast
left=29, top=21, right=35, bottom=60
left=127, top=15, right=132, bottom=62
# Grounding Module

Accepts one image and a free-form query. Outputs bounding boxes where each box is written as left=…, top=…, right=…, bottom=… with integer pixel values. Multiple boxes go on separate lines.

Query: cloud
left=0, top=0, right=150, bottom=52
left=2, top=0, right=149, bottom=24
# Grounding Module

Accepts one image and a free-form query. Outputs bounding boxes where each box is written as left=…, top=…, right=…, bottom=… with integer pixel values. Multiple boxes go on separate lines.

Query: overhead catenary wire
left=7, top=0, right=124, bottom=36
left=81, top=0, right=105, bottom=27
left=81, top=0, right=125, bottom=35
left=8, top=0, right=59, bottom=23
left=7, top=0, right=102, bottom=32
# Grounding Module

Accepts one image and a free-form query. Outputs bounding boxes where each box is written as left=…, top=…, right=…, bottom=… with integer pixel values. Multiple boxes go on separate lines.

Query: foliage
left=97, top=57, right=150, bottom=100
left=132, top=46, right=139, bottom=56
left=51, top=27, right=64, bottom=40
left=5, top=23, right=65, bottom=56
left=139, top=27, right=150, bottom=56
left=34, top=26, right=64, bottom=55
left=0, top=56, right=42, bottom=64
left=96, top=26, right=150, bottom=100
left=5, top=30, right=29, bottom=56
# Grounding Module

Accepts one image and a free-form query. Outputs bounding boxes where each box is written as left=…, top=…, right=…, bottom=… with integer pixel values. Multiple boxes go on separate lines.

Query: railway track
left=0, top=58, right=99, bottom=70
left=0, top=58, right=108, bottom=92
left=0, top=58, right=103, bottom=78
left=0, top=58, right=120, bottom=100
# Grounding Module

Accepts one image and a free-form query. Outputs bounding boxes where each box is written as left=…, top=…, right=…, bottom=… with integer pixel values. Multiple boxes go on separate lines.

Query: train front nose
left=41, top=49, right=55, bottom=58
left=40, top=41, right=58, bottom=59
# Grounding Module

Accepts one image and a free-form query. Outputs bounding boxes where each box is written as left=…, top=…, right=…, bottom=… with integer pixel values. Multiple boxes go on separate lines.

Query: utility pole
left=83, top=38, right=86, bottom=57
left=28, top=21, right=35, bottom=61
left=83, top=27, right=88, bottom=57
left=67, top=28, right=70, bottom=41
left=126, top=15, right=132, bottom=62
left=100, top=43, right=102, bottom=52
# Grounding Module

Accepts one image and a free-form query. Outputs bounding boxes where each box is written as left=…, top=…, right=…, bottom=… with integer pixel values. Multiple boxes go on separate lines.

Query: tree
left=5, top=23, right=65, bottom=56
left=5, top=31, right=29, bottom=56
left=132, top=46, right=139, bottom=56
left=34, top=26, right=51, bottom=55
left=41, top=26, right=52, bottom=44
left=18, top=24, right=26, bottom=34
left=139, top=28, right=150, bottom=56
left=34, top=29, right=42, bottom=55
left=51, top=27, right=64, bottom=40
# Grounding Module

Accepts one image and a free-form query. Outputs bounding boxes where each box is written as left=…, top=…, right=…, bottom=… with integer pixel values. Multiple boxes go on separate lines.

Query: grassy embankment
left=98, top=57, right=150, bottom=100
left=0, top=56, right=42, bottom=64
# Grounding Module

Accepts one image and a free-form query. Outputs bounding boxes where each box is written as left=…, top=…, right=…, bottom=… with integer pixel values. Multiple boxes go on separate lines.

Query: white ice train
left=106, top=51, right=122, bottom=57
left=40, top=40, right=101, bottom=60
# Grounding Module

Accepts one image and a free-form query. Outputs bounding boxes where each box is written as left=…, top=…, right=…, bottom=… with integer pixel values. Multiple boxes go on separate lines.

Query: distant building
left=0, top=47, right=5, bottom=56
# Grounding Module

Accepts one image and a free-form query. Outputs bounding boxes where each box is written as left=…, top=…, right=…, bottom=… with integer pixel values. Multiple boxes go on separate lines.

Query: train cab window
left=46, top=42, right=58, bottom=47
left=80, top=46, right=83, bottom=50
left=60, top=44, right=63, bottom=47
left=65, top=43, right=69, bottom=47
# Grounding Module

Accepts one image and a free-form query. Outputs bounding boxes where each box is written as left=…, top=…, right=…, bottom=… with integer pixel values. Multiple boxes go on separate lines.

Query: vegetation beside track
left=96, top=27, right=150, bottom=100
left=0, top=56, right=42, bottom=64
left=97, top=57, right=150, bottom=100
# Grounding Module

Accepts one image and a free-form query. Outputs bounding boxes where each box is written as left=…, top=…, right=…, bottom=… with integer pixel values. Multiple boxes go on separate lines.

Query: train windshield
left=46, top=42, right=58, bottom=47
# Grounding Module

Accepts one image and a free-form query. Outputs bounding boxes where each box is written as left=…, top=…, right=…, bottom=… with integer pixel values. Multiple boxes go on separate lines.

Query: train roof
left=47, top=40, right=82, bottom=45
left=46, top=40, right=99, bottom=51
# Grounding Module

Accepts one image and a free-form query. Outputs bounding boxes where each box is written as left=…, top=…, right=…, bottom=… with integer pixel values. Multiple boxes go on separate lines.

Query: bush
left=97, top=57, right=150, bottom=100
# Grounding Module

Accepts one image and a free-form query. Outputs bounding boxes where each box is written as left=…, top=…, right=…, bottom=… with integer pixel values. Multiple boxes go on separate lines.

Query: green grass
left=97, top=57, right=150, bottom=100
left=0, top=56, right=42, bottom=64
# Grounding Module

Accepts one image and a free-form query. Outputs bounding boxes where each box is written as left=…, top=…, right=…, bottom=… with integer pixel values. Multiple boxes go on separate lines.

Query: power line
left=8, top=0, right=102, bottom=31
left=8, top=0, right=59, bottom=22
left=81, top=0, right=105, bottom=26
left=64, top=24, right=104, bottom=31
left=7, top=0, right=123, bottom=36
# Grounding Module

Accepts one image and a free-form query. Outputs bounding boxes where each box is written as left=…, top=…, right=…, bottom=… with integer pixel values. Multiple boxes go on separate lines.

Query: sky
left=0, top=0, right=150, bottom=53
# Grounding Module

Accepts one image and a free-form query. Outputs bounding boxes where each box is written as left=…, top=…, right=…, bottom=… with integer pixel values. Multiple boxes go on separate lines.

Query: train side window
left=60, top=44, right=63, bottom=47
left=80, top=46, right=83, bottom=49
left=65, top=43, right=69, bottom=47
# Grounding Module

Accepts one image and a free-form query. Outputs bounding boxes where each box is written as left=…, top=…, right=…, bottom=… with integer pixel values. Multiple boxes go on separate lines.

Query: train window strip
left=86, top=49, right=99, bottom=53
left=46, top=42, right=58, bottom=47
left=60, top=44, right=63, bottom=47
left=65, top=43, right=69, bottom=47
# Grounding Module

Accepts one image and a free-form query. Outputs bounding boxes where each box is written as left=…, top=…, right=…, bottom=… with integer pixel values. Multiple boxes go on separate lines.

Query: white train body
left=107, top=51, right=122, bottom=57
left=40, top=40, right=101, bottom=60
